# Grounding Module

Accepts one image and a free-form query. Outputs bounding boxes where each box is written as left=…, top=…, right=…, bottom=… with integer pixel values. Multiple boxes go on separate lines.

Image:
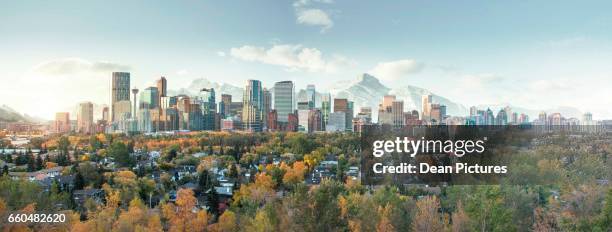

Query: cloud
left=33, top=58, right=130, bottom=75
left=369, top=59, right=424, bottom=81
left=296, top=9, right=333, bottom=32
left=293, top=0, right=334, bottom=33
left=216, top=51, right=226, bottom=57
left=229, top=44, right=351, bottom=73
left=460, top=73, right=504, bottom=88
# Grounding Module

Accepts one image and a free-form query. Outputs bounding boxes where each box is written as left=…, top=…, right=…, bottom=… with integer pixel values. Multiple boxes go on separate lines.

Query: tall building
left=333, top=98, right=353, bottom=131
left=140, top=87, right=159, bottom=109
left=77, top=102, right=94, bottom=134
left=326, top=112, right=346, bottom=132
left=101, top=106, right=109, bottom=122
left=321, top=93, right=331, bottom=128
left=298, top=109, right=310, bottom=132
left=308, top=109, right=323, bottom=132
left=111, top=72, right=130, bottom=122
left=54, top=112, right=70, bottom=133
left=242, top=80, right=264, bottom=132
left=306, top=84, right=316, bottom=109
left=421, top=94, right=432, bottom=121
left=219, top=94, right=232, bottom=117
left=378, top=95, right=404, bottom=128
left=262, top=88, right=272, bottom=129
left=273, top=81, right=294, bottom=123
left=157, top=77, right=167, bottom=97
left=201, top=88, right=216, bottom=130
left=267, top=110, right=278, bottom=131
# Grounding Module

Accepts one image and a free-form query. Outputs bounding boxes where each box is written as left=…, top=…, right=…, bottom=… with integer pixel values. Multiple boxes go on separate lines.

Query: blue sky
left=2, top=0, right=612, bottom=119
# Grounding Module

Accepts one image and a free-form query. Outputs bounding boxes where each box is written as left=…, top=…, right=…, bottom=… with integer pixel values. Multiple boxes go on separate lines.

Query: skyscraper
left=333, top=98, right=353, bottom=131
left=242, top=80, right=264, bottom=132
left=321, top=93, right=331, bottom=128
left=421, top=94, right=432, bottom=121
left=273, top=81, right=294, bottom=123
left=262, top=88, right=272, bottom=129
left=157, top=77, right=167, bottom=97
left=220, top=94, right=232, bottom=117
left=77, top=102, right=94, bottom=134
left=306, top=84, right=316, bottom=109
left=201, top=88, right=216, bottom=130
left=140, top=87, right=159, bottom=109
left=111, top=72, right=130, bottom=122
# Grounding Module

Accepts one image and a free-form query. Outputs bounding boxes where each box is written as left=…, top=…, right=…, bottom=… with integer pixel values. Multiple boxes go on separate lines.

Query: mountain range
left=0, top=105, right=45, bottom=123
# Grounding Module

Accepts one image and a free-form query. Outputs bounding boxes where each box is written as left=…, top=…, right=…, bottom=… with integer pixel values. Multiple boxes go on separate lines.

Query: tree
left=376, top=204, right=395, bottom=232
left=217, top=210, right=237, bottom=232
left=413, top=196, right=445, bottom=232
left=207, top=186, right=219, bottom=216
left=74, top=171, right=85, bottom=190
left=108, top=141, right=133, bottom=167
left=451, top=201, right=471, bottom=232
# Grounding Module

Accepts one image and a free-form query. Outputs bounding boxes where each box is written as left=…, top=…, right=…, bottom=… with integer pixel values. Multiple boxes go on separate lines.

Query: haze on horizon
left=2, top=1, right=612, bottom=120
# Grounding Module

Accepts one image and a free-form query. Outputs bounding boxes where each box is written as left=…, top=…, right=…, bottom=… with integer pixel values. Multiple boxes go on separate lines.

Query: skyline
left=2, top=1, right=612, bottom=119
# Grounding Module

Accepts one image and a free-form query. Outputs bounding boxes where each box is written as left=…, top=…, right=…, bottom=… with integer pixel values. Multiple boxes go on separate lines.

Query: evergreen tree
left=36, top=153, right=43, bottom=170
left=74, top=171, right=85, bottom=190
left=207, top=186, right=219, bottom=216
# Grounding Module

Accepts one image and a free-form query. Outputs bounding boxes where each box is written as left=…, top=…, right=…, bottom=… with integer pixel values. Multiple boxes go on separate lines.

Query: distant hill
left=0, top=105, right=45, bottom=123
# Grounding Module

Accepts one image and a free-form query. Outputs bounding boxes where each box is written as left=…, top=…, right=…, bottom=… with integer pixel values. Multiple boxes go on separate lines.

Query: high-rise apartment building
left=111, top=72, right=130, bottom=122
left=273, top=81, right=294, bottom=123
left=77, top=102, right=94, bottom=134
left=262, top=88, right=272, bottom=129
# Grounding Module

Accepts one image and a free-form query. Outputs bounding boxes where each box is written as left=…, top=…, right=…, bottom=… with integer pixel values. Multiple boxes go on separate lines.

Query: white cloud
left=460, top=73, right=503, bottom=88
left=296, top=9, right=333, bottom=32
left=32, top=58, right=130, bottom=75
left=293, top=0, right=334, bottom=33
left=229, top=44, right=351, bottom=73
left=369, top=59, right=424, bottom=81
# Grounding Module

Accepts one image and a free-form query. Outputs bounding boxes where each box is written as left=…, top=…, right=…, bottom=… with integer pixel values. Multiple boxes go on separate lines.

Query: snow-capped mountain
left=168, top=78, right=244, bottom=101
left=330, top=73, right=468, bottom=119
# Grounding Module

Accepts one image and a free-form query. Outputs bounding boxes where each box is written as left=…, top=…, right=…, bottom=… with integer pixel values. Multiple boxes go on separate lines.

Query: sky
left=1, top=0, right=612, bottom=120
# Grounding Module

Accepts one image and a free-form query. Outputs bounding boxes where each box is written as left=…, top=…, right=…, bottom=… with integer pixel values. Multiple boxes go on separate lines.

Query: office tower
left=111, top=72, right=130, bottom=122
left=176, top=95, right=191, bottom=130
left=485, top=108, right=495, bottom=125
left=54, top=112, right=70, bottom=133
left=188, top=100, right=204, bottom=130
left=538, top=112, right=547, bottom=125
left=140, top=87, right=159, bottom=109
left=421, top=94, right=432, bottom=121
left=321, top=93, right=331, bottom=127
left=242, top=80, right=263, bottom=132
left=549, top=113, right=564, bottom=126
left=582, top=112, right=593, bottom=122
left=469, top=106, right=478, bottom=116
left=262, top=88, right=272, bottom=129
left=77, top=102, right=94, bottom=134
left=308, top=109, right=322, bottom=132
left=496, top=109, right=508, bottom=125
left=378, top=95, right=404, bottom=128
left=326, top=112, right=346, bottom=132
left=267, top=110, right=278, bottom=131
left=157, top=77, right=167, bottom=97
left=201, top=88, right=216, bottom=130
left=333, top=98, right=353, bottom=131
left=298, top=109, right=310, bottom=132
left=220, top=94, right=232, bottom=117
left=273, top=81, right=294, bottom=123
left=160, top=96, right=177, bottom=109
left=102, top=106, right=109, bottom=122
left=429, top=104, right=443, bottom=124
left=306, top=84, right=316, bottom=109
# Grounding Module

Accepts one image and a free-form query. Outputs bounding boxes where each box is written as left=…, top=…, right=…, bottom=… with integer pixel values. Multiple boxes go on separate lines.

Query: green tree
left=108, top=141, right=133, bottom=167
